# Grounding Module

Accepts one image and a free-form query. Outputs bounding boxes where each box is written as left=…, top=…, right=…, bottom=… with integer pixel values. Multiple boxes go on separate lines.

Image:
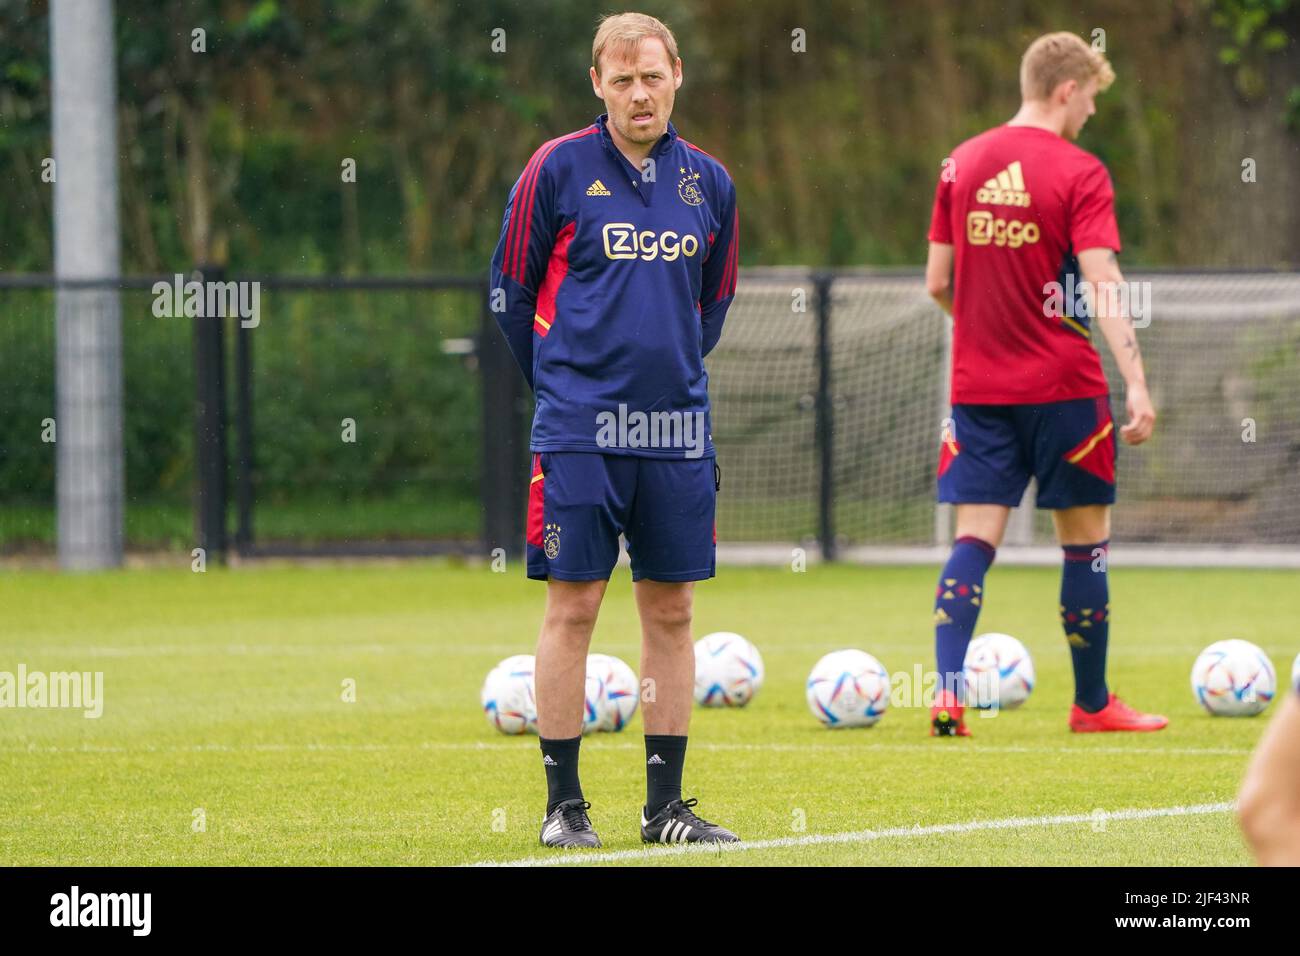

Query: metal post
left=234, top=308, right=254, bottom=552
left=480, top=285, right=527, bottom=559
left=814, top=272, right=836, bottom=562
left=50, top=0, right=124, bottom=570
left=193, top=266, right=227, bottom=562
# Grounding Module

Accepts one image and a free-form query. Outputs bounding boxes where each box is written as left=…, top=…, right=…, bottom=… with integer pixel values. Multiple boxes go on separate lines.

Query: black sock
left=645, top=734, right=688, bottom=815
left=540, top=736, right=583, bottom=814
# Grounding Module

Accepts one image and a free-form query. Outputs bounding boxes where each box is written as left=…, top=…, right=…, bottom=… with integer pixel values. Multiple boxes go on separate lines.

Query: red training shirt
left=928, top=124, right=1120, bottom=405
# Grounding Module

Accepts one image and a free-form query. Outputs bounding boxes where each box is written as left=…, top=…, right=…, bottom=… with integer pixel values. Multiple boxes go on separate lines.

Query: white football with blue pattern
left=1191, top=640, right=1275, bottom=717
left=693, top=632, right=764, bottom=707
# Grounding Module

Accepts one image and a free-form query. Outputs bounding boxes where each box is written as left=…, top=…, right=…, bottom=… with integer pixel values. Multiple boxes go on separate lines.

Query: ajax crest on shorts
left=543, top=523, right=561, bottom=560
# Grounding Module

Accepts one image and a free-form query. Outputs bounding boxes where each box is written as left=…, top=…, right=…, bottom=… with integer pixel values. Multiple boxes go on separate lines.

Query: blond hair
left=592, top=12, right=679, bottom=75
left=1020, top=32, right=1115, bottom=101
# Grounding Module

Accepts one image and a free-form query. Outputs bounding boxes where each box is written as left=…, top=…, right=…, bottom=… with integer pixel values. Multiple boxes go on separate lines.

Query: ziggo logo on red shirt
left=965, top=210, right=1040, bottom=249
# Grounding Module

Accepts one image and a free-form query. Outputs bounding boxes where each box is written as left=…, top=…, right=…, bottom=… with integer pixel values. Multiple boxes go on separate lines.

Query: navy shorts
left=937, top=396, right=1117, bottom=509
left=526, top=452, right=717, bottom=582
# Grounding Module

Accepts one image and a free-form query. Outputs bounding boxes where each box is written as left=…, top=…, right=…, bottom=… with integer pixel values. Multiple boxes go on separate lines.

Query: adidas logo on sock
left=647, top=754, right=666, bottom=765
left=542, top=755, right=558, bottom=766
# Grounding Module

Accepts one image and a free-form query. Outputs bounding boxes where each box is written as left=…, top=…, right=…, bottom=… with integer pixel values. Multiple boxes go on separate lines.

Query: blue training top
left=489, top=114, right=739, bottom=460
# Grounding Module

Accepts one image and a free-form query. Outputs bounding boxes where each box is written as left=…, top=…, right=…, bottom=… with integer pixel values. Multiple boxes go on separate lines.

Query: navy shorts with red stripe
left=526, top=452, right=717, bottom=582
left=937, top=395, right=1117, bottom=509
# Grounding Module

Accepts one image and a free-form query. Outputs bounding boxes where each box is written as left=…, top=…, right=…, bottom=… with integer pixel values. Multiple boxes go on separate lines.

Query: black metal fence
left=0, top=272, right=529, bottom=561
left=5, top=268, right=1299, bottom=563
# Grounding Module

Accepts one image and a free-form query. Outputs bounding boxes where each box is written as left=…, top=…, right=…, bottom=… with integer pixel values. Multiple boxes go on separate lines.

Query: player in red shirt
left=924, top=32, right=1166, bottom=736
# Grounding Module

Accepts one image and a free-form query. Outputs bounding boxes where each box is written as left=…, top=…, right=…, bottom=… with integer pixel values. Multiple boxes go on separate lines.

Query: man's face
left=1061, top=76, right=1099, bottom=140
left=590, top=38, right=682, bottom=148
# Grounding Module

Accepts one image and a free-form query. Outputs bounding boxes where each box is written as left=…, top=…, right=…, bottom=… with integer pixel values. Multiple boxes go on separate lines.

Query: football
left=1191, top=639, right=1276, bottom=716
left=587, top=653, right=640, bottom=731
left=963, top=632, right=1035, bottom=710
left=806, top=649, right=891, bottom=728
left=693, top=632, right=764, bottom=707
left=480, top=654, right=537, bottom=735
left=580, top=668, right=607, bottom=735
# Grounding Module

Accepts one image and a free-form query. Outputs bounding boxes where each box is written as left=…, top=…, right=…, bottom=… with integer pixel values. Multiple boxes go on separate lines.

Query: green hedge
left=0, top=287, right=483, bottom=540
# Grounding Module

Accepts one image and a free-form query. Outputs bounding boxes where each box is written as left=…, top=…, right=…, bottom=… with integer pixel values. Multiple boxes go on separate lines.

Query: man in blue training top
left=489, top=11, right=740, bottom=849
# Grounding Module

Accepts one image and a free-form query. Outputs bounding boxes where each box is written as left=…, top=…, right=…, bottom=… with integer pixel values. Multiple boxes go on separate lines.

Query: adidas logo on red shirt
left=976, top=160, right=1032, bottom=207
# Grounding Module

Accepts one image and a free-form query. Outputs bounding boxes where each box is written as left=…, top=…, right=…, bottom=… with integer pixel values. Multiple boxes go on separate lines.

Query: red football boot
left=930, top=688, right=971, bottom=737
left=1069, top=693, right=1169, bottom=733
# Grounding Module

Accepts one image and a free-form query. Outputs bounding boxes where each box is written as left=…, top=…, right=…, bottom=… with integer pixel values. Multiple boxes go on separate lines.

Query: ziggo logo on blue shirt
left=602, top=223, right=701, bottom=262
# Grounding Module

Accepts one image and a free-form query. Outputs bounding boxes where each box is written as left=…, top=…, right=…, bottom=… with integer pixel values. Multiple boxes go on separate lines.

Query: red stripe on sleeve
left=510, top=127, right=597, bottom=284
left=717, top=207, right=739, bottom=301
left=731, top=209, right=740, bottom=293
left=505, top=149, right=547, bottom=283
left=511, top=148, right=552, bottom=282
left=533, top=221, right=576, bottom=337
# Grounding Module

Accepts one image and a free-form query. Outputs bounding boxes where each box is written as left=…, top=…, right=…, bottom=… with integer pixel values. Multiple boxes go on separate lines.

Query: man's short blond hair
left=1020, top=32, right=1115, bottom=101
left=592, top=12, right=679, bottom=75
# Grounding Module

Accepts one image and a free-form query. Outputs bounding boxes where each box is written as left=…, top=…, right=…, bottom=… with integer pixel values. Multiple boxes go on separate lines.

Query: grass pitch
left=0, top=560, right=1293, bottom=866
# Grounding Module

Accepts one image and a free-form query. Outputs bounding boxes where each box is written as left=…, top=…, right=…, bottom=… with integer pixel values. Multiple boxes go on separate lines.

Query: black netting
left=710, top=269, right=1300, bottom=549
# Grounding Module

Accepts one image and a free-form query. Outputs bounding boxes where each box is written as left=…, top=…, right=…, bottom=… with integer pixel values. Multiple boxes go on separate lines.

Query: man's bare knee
left=637, top=582, right=694, bottom=635
left=1053, top=505, right=1111, bottom=545
left=954, top=504, right=1010, bottom=549
left=545, top=580, right=606, bottom=634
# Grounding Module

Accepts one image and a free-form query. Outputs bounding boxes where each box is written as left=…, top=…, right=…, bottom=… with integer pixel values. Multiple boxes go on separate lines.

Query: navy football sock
left=1061, top=541, right=1111, bottom=712
left=540, top=736, right=584, bottom=814
left=644, top=734, right=688, bottom=815
left=934, top=535, right=996, bottom=702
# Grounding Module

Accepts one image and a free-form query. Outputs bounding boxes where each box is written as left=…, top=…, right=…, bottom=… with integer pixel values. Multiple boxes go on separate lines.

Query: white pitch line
left=472, top=802, right=1236, bottom=867
left=0, top=741, right=1254, bottom=757
left=683, top=742, right=1253, bottom=757
left=0, top=741, right=1253, bottom=756
left=0, top=642, right=930, bottom=657
left=0, top=644, right=462, bottom=658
